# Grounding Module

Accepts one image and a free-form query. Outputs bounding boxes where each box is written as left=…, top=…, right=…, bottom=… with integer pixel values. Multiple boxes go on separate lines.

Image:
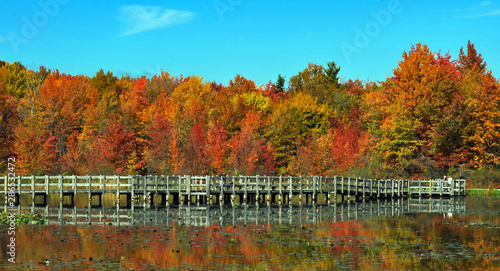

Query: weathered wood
left=116, top=175, right=120, bottom=209
left=1, top=174, right=467, bottom=207
left=334, top=176, right=337, bottom=200
left=59, top=175, right=63, bottom=203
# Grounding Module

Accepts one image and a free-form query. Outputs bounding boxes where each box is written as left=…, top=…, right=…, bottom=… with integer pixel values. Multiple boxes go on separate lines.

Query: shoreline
left=466, top=189, right=500, bottom=197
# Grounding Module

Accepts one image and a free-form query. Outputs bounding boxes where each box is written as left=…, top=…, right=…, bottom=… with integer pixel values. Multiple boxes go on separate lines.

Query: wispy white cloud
left=480, top=1, right=492, bottom=7
left=120, top=5, right=195, bottom=36
left=463, top=8, right=500, bottom=18
left=453, top=1, right=500, bottom=19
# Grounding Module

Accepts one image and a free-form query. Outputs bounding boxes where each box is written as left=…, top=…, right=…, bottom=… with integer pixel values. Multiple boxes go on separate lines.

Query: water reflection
left=1, top=197, right=499, bottom=270
left=11, top=197, right=466, bottom=226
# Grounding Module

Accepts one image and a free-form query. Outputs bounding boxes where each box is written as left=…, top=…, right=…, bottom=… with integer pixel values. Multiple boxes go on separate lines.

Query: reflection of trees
left=8, top=202, right=500, bottom=270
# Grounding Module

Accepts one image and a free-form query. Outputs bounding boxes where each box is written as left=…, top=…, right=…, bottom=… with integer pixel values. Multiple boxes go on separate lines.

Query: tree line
left=0, top=41, right=498, bottom=180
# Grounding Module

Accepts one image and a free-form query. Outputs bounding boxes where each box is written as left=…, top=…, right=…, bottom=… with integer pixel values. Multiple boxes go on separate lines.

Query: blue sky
left=1, top=0, right=499, bottom=87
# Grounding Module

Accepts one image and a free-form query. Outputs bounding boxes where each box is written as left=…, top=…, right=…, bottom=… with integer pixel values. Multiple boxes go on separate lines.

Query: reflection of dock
left=2, top=175, right=467, bottom=206
left=10, top=197, right=466, bottom=226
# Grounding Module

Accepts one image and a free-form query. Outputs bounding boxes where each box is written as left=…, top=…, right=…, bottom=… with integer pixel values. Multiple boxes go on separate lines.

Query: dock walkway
left=2, top=175, right=467, bottom=207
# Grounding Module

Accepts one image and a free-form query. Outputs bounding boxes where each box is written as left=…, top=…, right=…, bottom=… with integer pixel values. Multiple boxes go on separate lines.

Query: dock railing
left=2, top=175, right=467, bottom=206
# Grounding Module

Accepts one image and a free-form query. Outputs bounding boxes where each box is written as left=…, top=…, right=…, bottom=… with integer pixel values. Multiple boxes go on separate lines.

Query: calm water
left=1, top=196, right=499, bottom=270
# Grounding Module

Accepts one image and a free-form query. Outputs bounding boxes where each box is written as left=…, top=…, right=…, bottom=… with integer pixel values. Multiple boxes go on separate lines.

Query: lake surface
left=1, top=196, right=499, bottom=270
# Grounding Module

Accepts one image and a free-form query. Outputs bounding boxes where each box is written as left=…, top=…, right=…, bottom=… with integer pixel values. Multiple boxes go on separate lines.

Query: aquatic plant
left=0, top=212, right=47, bottom=225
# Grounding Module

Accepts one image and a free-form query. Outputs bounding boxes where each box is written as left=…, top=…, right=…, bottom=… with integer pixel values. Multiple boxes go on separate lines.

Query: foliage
left=0, top=212, right=47, bottom=225
left=468, top=168, right=500, bottom=189
left=0, top=41, right=499, bottom=184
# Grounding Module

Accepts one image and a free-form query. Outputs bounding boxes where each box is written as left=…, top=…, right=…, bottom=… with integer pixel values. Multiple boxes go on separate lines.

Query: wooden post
left=385, top=180, right=388, bottom=197
left=143, top=176, right=147, bottom=206
left=256, top=176, right=260, bottom=205
left=244, top=176, right=248, bottom=203
left=449, top=178, right=453, bottom=196
left=116, top=175, right=120, bottom=209
left=165, top=176, right=169, bottom=206
left=341, top=177, right=344, bottom=199
left=266, top=176, right=271, bottom=204
left=131, top=176, right=136, bottom=206
left=206, top=175, right=211, bottom=205
left=59, top=175, right=63, bottom=204
left=377, top=179, right=380, bottom=198
left=289, top=176, right=292, bottom=204
left=220, top=175, right=224, bottom=205
left=187, top=175, right=191, bottom=205
left=299, top=176, right=303, bottom=204
left=87, top=175, right=91, bottom=206
left=362, top=178, right=366, bottom=201
left=334, top=176, right=337, bottom=202
left=440, top=178, right=443, bottom=196
left=155, top=175, right=158, bottom=195
left=463, top=179, right=467, bottom=196
left=103, top=175, right=106, bottom=194
left=232, top=176, right=236, bottom=204
left=312, top=176, right=317, bottom=203
left=429, top=179, right=432, bottom=196
left=73, top=175, right=77, bottom=194
left=319, top=176, right=322, bottom=194
left=398, top=179, right=401, bottom=197
left=279, top=176, right=283, bottom=205
left=17, top=176, right=21, bottom=200
left=31, top=176, right=35, bottom=203
left=347, top=177, right=350, bottom=201
left=370, top=179, right=373, bottom=197
left=416, top=180, right=419, bottom=197
left=45, top=175, right=49, bottom=195
left=391, top=179, right=394, bottom=197
left=178, top=175, right=181, bottom=195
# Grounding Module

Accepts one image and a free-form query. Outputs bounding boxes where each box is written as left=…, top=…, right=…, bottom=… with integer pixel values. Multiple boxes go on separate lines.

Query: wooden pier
left=2, top=175, right=466, bottom=207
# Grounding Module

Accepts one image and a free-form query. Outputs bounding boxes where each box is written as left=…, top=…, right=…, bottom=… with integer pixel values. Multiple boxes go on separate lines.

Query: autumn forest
left=1, top=41, right=499, bottom=184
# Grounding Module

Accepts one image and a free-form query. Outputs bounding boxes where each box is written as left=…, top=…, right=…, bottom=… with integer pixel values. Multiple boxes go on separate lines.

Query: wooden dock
left=2, top=175, right=466, bottom=207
